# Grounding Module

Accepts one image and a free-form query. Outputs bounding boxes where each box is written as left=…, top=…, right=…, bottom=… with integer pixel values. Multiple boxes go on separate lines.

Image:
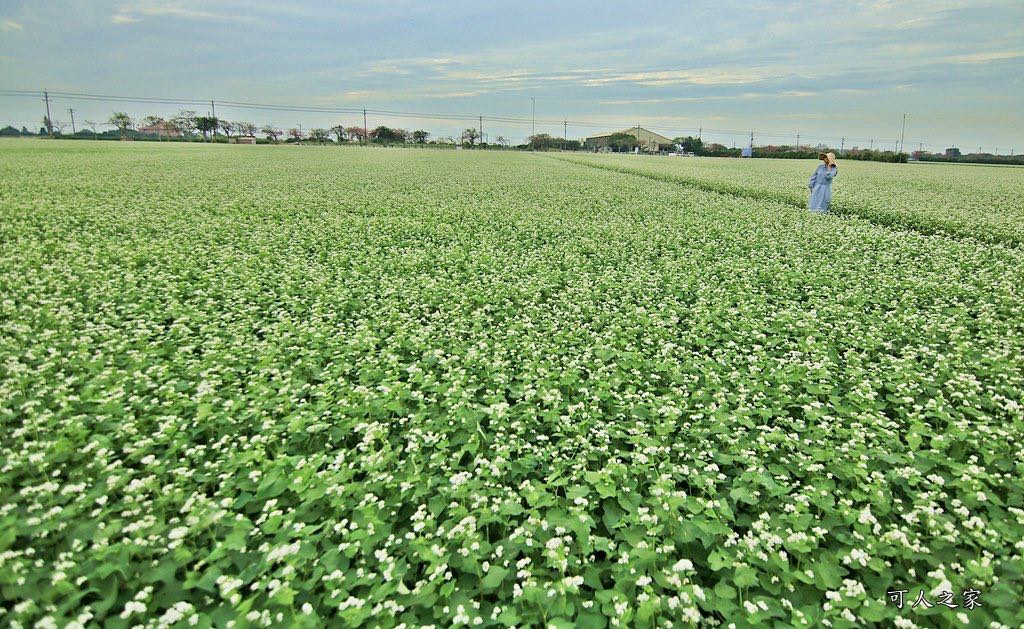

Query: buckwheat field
left=1, top=141, right=1022, bottom=628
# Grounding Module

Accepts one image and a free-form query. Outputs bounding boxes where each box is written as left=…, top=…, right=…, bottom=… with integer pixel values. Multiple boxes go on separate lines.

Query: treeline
left=521, top=134, right=582, bottom=151
left=6, top=112, right=521, bottom=148
left=673, top=136, right=909, bottom=163
left=913, top=151, right=1024, bottom=166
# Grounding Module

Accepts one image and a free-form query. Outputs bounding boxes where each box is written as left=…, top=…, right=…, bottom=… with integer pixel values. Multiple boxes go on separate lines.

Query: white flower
left=119, top=601, right=146, bottom=619
left=672, top=558, right=694, bottom=572
left=267, top=541, right=301, bottom=563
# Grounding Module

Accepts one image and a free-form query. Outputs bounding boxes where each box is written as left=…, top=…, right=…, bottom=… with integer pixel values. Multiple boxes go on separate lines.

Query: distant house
left=584, top=127, right=673, bottom=153
left=235, top=136, right=257, bottom=144
left=137, top=121, right=181, bottom=138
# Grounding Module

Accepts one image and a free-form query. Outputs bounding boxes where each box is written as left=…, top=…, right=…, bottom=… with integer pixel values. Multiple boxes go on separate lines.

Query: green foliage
left=605, top=132, right=638, bottom=152
left=1, top=142, right=1023, bottom=627
left=525, top=134, right=580, bottom=151
left=559, top=152, right=1024, bottom=245
left=194, top=116, right=218, bottom=141
left=918, top=152, right=1024, bottom=166
left=371, top=126, right=408, bottom=144
left=672, top=136, right=703, bottom=154
left=107, top=112, right=133, bottom=139
left=308, top=128, right=331, bottom=144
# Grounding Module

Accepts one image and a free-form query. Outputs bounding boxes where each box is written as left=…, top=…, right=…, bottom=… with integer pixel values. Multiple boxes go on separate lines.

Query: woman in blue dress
left=808, top=152, right=837, bottom=213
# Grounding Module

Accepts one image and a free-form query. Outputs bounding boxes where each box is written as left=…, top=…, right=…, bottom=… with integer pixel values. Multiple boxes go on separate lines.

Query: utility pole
left=363, top=108, right=368, bottom=145
left=841, top=137, right=845, bottom=153
left=210, top=99, right=217, bottom=139
left=531, top=97, right=536, bottom=141
left=899, top=113, right=907, bottom=154
left=298, top=124, right=302, bottom=145
left=796, top=133, right=800, bottom=149
left=698, top=127, right=702, bottom=141
left=479, top=115, right=483, bottom=146
left=43, top=89, right=53, bottom=137
left=563, top=120, right=567, bottom=151
left=749, top=131, right=754, bottom=149
left=870, top=138, right=873, bottom=150
left=68, top=108, right=76, bottom=135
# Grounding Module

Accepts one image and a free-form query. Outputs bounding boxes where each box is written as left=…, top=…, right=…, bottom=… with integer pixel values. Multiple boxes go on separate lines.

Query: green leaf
left=481, top=566, right=509, bottom=590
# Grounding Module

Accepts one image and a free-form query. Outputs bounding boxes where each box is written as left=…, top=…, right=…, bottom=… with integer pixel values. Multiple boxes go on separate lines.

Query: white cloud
left=112, top=14, right=140, bottom=24
left=581, top=68, right=775, bottom=87
left=599, top=90, right=818, bottom=106
left=115, top=1, right=241, bottom=22
left=2, top=19, right=24, bottom=31
left=946, top=50, right=1024, bottom=63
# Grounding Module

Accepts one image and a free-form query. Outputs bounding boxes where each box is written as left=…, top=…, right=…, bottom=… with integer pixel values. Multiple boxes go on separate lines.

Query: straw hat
left=818, top=152, right=837, bottom=165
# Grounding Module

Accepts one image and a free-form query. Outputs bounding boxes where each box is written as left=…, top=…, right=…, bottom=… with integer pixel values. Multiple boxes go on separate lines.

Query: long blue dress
left=808, top=164, right=837, bottom=212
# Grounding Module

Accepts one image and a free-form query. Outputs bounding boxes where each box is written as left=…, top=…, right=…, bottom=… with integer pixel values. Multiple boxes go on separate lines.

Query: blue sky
left=1, top=0, right=1022, bottom=150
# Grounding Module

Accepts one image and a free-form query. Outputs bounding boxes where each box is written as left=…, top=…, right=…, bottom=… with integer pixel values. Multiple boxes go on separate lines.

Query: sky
left=1, top=0, right=1022, bottom=151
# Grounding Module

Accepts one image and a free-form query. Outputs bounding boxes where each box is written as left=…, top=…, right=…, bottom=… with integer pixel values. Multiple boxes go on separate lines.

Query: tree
left=42, top=116, right=54, bottom=136
left=411, top=130, right=430, bottom=144
left=218, top=119, right=235, bottom=138
left=171, top=110, right=197, bottom=138
left=309, top=128, right=330, bottom=144
left=194, top=116, right=218, bottom=141
left=371, top=126, right=407, bottom=144
left=605, top=132, right=639, bottom=152
left=462, top=127, right=479, bottom=146
left=673, top=135, right=703, bottom=154
left=346, top=127, right=368, bottom=143
left=495, top=135, right=509, bottom=148
left=945, top=147, right=961, bottom=157
left=287, top=128, right=304, bottom=143
left=330, top=125, right=348, bottom=143
left=84, top=121, right=99, bottom=139
left=527, top=133, right=558, bottom=150
left=108, top=111, right=134, bottom=140
left=261, top=125, right=282, bottom=143
left=51, top=120, right=67, bottom=135
left=236, top=122, right=257, bottom=137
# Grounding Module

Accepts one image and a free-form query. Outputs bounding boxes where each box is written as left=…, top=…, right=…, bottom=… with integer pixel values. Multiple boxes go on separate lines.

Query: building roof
left=585, top=127, right=673, bottom=144
left=137, top=122, right=181, bottom=135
